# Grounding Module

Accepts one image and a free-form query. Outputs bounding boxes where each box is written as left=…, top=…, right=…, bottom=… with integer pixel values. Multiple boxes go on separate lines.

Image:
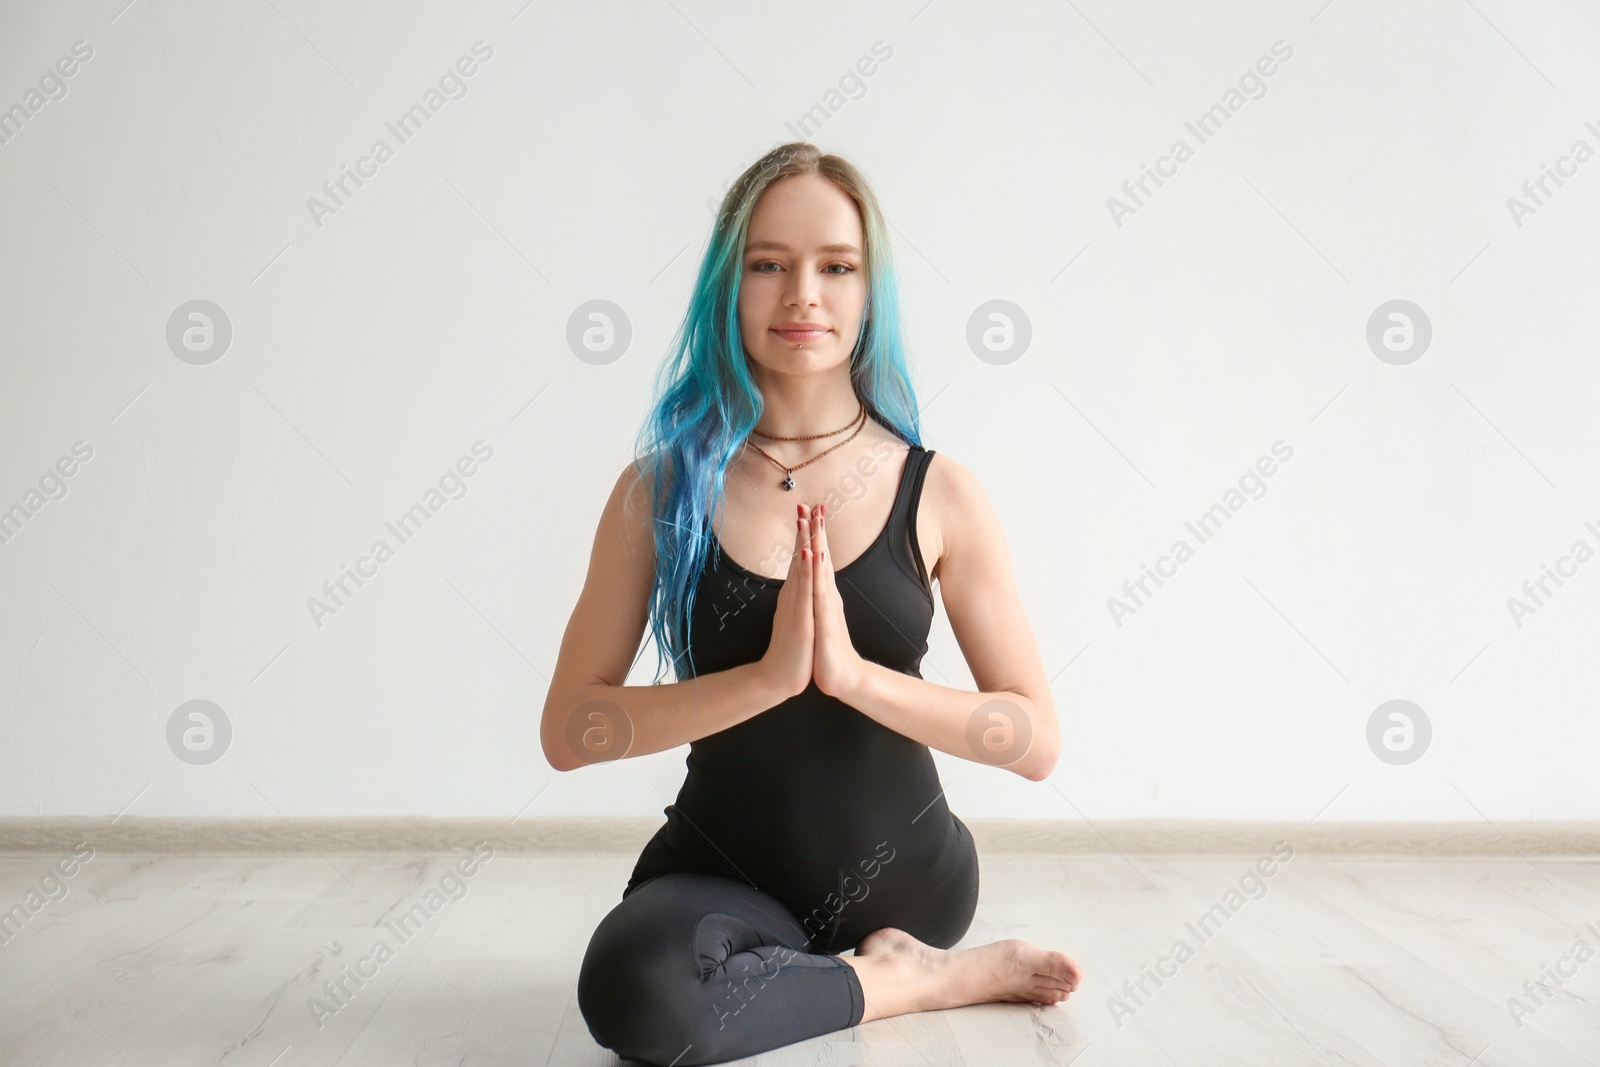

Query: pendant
left=780, top=470, right=796, bottom=491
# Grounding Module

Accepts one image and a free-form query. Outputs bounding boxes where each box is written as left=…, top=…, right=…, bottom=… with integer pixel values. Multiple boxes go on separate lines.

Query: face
left=736, top=172, right=868, bottom=380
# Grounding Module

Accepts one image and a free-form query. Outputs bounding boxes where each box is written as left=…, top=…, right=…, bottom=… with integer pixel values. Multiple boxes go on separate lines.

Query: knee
left=577, top=928, right=704, bottom=1065
left=577, top=931, right=645, bottom=1057
left=921, top=855, right=980, bottom=950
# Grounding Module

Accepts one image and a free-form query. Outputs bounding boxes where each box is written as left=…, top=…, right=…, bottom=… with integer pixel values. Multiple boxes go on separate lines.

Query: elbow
left=1019, top=737, right=1060, bottom=782
left=543, top=686, right=632, bottom=771
left=540, top=694, right=581, bottom=773
left=1020, top=701, right=1061, bottom=781
left=541, top=735, right=578, bottom=773
left=1019, top=752, right=1056, bottom=782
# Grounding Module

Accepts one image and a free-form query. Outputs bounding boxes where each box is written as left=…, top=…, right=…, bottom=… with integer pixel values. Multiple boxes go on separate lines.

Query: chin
left=767, top=342, right=831, bottom=360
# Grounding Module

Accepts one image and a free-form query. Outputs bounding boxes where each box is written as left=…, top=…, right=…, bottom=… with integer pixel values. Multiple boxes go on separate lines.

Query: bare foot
left=845, top=927, right=1080, bottom=1022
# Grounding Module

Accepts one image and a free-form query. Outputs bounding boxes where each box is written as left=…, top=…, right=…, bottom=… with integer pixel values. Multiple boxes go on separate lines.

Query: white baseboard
left=2, top=817, right=1597, bottom=858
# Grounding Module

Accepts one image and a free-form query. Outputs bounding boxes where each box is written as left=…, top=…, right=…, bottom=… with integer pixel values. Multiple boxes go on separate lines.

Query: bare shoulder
left=917, top=449, right=993, bottom=585
left=606, top=451, right=667, bottom=563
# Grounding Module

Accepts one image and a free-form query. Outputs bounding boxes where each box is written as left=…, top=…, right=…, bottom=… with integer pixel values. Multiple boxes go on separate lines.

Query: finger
left=799, top=503, right=815, bottom=597
left=788, top=503, right=811, bottom=580
left=812, top=503, right=832, bottom=593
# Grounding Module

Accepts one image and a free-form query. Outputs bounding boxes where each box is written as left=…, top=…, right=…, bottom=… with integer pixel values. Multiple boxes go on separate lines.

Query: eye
left=749, top=260, right=858, bottom=275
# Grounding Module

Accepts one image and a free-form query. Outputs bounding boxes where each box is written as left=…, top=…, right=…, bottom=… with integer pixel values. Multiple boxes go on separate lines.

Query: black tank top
left=637, top=445, right=954, bottom=900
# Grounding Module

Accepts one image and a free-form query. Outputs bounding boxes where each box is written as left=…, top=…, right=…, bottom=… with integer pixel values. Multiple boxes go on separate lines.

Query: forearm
left=544, top=661, right=786, bottom=770
left=838, top=661, right=1058, bottom=781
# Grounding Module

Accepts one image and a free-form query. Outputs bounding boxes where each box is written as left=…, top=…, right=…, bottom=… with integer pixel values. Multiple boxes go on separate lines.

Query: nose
left=784, top=267, right=822, bottom=309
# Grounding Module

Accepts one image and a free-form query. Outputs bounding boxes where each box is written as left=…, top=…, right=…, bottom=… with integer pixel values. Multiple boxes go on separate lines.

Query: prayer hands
left=758, top=503, right=866, bottom=702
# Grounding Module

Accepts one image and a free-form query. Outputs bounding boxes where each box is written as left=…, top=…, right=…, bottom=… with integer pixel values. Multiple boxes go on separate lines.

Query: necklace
left=751, top=401, right=862, bottom=441
left=744, top=400, right=867, bottom=490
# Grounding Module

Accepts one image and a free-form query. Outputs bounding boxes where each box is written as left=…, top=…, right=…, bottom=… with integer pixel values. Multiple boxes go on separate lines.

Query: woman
left=543, top=142, right=1079, bottom=1065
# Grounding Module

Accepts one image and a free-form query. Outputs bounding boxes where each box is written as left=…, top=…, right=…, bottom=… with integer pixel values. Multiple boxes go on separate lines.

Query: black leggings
left=576, top=818, right=980, bottom=1065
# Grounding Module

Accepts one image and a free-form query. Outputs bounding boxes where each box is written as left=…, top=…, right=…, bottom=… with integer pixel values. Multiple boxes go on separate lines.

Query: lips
left=772, top=324, right=830, bottom=341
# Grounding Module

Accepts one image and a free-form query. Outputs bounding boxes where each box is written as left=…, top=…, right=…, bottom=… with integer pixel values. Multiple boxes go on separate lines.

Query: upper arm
left=926, top=454, right=1060, bottom=779
left=540, top=457, right=661, bottom=770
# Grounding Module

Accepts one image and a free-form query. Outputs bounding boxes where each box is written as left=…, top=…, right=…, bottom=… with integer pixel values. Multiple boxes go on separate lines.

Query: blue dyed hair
left=629, top=142, right=924, bottom=684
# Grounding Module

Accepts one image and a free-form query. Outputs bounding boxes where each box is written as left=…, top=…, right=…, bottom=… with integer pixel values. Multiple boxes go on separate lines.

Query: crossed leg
left=576, top=871, right=1080, bottom=1066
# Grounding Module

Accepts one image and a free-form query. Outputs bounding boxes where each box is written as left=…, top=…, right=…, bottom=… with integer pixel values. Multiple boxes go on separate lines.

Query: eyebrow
left=745, top=240, right=861, bottom=255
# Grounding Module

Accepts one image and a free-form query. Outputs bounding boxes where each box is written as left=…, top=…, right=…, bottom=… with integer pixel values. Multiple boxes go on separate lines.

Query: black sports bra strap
left=887, top=445, right=934, bottom=589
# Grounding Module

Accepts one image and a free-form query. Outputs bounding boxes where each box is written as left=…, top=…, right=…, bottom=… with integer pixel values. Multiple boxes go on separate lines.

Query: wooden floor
left=1, top=850, right=1598, bottom=1065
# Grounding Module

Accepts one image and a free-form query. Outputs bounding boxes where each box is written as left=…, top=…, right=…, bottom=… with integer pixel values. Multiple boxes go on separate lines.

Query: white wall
left=1, top=0, right=1595, bottom=822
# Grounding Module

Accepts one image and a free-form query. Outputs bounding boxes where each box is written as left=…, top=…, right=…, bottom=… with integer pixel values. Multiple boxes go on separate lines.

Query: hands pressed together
left=759, top=503, right=867, bottom=702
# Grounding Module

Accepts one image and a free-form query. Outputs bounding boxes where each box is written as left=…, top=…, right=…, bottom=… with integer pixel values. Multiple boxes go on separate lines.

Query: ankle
left=846, top=949, right=943, bottom=1021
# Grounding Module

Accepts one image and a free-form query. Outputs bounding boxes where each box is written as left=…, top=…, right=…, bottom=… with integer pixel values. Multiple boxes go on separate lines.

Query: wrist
left=831, top=655, right=875, bottom=706
left=750, top=658, right=794, bottom=707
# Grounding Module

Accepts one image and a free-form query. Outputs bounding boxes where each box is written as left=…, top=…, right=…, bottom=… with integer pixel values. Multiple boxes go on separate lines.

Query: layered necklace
left=744, top=399, right=867, bottom=491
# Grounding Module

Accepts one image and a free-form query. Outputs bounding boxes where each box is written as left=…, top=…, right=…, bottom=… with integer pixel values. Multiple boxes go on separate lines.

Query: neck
left=751, top=372, right=861, bottom=439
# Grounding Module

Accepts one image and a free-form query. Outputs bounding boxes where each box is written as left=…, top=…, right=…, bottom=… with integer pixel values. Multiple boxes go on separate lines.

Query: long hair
left=629, top=142, right=922, bottom=684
